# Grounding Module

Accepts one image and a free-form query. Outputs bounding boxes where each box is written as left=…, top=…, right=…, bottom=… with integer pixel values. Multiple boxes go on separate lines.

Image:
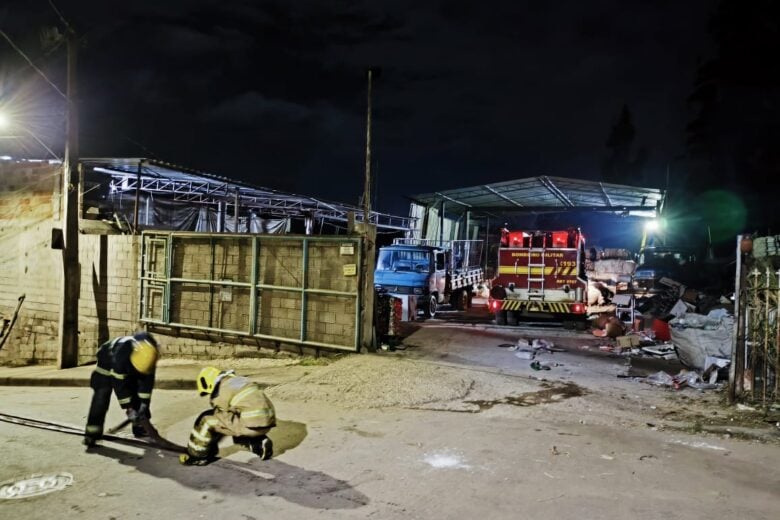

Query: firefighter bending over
left=83, top=332, right=160, bottom=446
left=180, top=367, right=276, bottom=465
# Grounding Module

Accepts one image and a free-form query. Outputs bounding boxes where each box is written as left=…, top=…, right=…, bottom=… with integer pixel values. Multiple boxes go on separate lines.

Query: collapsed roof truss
left=85, top=158, right=411, bottom=231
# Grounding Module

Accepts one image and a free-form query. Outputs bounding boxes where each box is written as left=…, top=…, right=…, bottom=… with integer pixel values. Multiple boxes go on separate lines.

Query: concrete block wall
left=0, top=163, right=62, bottom=364
left=77, top=234, right=142, bottom=364
left=305, top=241, right=359, bottom=347
left=0, top=161, right=145, bottom=365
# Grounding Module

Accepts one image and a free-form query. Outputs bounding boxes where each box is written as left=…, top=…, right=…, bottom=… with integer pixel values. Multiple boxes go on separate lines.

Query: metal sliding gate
left=140, top=232, right=363, bottom=352
left=732, top=235, right=779, bottom=404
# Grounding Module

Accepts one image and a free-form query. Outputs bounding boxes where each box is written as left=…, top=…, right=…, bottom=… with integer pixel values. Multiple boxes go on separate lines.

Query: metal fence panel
left=140, top=232, right=363, bottom=351
left=732, top=235, right=779, bottom=404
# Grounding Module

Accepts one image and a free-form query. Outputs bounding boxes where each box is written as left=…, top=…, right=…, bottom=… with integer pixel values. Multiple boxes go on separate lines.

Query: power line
left=0, top=30, right=68, bottom=101
left=47, top=0, right=75, bottom=34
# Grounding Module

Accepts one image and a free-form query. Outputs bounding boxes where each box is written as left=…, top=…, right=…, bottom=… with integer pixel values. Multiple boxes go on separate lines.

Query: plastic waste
left=515, top=350, right=535, bottom=360
left=645, top=371, right=674, bottom=386
left=530, top=360, right=552, bottom=371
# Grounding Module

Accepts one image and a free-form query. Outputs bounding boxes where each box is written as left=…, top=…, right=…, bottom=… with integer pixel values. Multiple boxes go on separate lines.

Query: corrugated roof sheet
left=410, top=176, right=664, bottom=217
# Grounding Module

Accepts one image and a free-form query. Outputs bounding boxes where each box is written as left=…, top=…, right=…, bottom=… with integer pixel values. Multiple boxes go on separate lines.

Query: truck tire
left=495, top=310, right=507, bottom=325
left=506, top=310, right=519, bottom=326
left=424, top=295, right=438, bottom=319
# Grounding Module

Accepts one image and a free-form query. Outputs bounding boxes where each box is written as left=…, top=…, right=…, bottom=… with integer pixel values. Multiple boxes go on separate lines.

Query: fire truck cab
left=489, top=228, right=588, bottom=327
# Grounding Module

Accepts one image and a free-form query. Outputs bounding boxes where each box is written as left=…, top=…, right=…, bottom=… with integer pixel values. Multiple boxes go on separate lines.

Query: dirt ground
left=1, top=312, right=779, bottom=519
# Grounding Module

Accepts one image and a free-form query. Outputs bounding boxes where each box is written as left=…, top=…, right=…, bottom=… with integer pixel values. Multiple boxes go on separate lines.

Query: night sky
left=2, top=0, right=770, bottom=234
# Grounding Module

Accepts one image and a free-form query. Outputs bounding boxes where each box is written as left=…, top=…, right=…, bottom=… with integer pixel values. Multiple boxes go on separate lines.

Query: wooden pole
left=363, top=69, right=373, bottom=225
left=58, top=30, right=80, bottom=369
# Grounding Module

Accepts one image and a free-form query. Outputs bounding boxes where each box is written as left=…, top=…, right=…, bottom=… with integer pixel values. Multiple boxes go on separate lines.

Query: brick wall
left=77, top=234, right=142, bottom=364
left=0, top=162, right=143, bottom=365
left=0, top=162, right=364, bottom=364
left=0, top=162, right=63, bottom=363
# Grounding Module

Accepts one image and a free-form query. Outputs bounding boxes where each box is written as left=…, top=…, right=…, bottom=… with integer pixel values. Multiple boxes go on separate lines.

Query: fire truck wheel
left=495, top=310, right=507, bottom=325
left=424, top=295, right=438, bottom=318
left=506, top=311, right=518, bottom=326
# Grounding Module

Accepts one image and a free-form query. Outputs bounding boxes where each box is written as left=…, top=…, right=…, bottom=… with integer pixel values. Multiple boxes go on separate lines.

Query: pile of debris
left=585, top=248, right=636, bottom=315
left=583, top=249, right=735, bottom=391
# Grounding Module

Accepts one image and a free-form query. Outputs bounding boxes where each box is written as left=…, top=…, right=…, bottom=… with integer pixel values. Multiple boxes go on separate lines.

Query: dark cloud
left=0, top=0, right=716, bottom=213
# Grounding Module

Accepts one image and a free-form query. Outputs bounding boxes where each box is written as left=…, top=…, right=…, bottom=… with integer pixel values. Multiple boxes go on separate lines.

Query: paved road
left=2, top=372, right=779, bottom=518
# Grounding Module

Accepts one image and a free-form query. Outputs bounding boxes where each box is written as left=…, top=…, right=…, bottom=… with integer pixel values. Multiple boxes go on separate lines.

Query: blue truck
left=374, top=239, right=485, bottom=319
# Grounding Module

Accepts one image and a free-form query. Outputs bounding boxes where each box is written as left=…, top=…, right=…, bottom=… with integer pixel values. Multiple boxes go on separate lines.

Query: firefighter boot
left=233, top=435, right=273, bottom=460
left=251, top=436, right=273, bottom=460
left=179, top=453, right=218, bottom=466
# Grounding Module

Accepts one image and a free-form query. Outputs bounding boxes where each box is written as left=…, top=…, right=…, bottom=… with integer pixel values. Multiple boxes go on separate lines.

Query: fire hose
left=0, top=411, right=186, bottom=453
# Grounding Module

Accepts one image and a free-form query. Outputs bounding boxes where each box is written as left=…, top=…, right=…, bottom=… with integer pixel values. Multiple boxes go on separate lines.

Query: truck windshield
left=376, top=249, right=431, bottom=273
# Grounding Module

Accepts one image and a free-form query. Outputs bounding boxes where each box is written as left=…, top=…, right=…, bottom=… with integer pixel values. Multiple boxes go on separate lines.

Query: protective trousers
left=85, top=372, right=113, bottom=439
left=187, top=409, right=271, bottom=459
left=85, top=371, right=149, bottom=439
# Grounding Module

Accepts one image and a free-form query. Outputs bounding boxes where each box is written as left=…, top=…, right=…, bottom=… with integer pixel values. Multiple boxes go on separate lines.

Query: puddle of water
left=465, top=382, right=586, bottom=411
left=0, top=473, right=74, bottom=500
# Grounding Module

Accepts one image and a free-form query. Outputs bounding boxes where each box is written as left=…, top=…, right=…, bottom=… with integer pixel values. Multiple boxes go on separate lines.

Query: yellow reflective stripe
left=137, top=392, right=152, bottom=399
left=190, top=429, right=211, bottom=443
left=497, top=266, right=555, bottom=275
left=111, top=370, right=127, bottom=380
left=187, top=440, right=210, bottom=453
left=94, top=366, right=111, bottom=377
left=86, top=425, right=102, bottom=433
left=241, top=408, right=273, bottom=418
left=204, top=418, right=220, bottom=427
left=118, top=397, right=132, bottom=405
left=229, top=386, right=259, bottom=406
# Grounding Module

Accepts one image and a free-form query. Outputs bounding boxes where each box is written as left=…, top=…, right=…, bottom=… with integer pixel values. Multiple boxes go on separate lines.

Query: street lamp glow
left=644, top=219, right=660, bottom=232
left=0, top=112, right=9, bottom=129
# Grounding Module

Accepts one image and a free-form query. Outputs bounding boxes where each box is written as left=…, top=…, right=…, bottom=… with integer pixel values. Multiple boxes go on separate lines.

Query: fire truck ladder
left=527, top=248, right=546, bottom=298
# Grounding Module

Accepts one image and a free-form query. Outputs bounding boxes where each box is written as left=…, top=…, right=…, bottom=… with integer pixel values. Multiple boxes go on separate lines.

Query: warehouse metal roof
left=410, top=176, right=665, bottom=218
left=81, top=157, right=411, bottom=231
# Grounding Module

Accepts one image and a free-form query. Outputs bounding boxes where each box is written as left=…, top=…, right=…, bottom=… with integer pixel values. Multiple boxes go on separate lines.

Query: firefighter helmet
left=197, top=366, right=222, bottom=396
left=129, top=333, right=159, bottom=375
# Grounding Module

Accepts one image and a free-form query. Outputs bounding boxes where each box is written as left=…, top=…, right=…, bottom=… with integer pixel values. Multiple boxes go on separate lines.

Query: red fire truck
left=488, top=228, right=588, bottom=328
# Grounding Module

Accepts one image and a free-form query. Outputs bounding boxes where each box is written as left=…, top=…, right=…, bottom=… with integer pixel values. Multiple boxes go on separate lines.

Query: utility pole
left=362, top=68, right=373, bottom=223
left=57, top=29, right=79, bottom=369
left=359, top=69, right=376, bottom=352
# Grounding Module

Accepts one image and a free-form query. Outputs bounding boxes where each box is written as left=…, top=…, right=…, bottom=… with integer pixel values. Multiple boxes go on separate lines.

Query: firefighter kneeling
left=180, top=367, right=276, bottom=465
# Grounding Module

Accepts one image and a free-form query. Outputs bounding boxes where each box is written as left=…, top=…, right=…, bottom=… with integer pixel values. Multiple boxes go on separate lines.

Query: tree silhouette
left=686, top=0, right=780, bottom=229
left=600, top=105, right=647, bottom=184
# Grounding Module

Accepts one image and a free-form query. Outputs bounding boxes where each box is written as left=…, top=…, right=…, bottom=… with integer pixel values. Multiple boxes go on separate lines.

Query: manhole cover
left=0, top=473, right=74, bottom=499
